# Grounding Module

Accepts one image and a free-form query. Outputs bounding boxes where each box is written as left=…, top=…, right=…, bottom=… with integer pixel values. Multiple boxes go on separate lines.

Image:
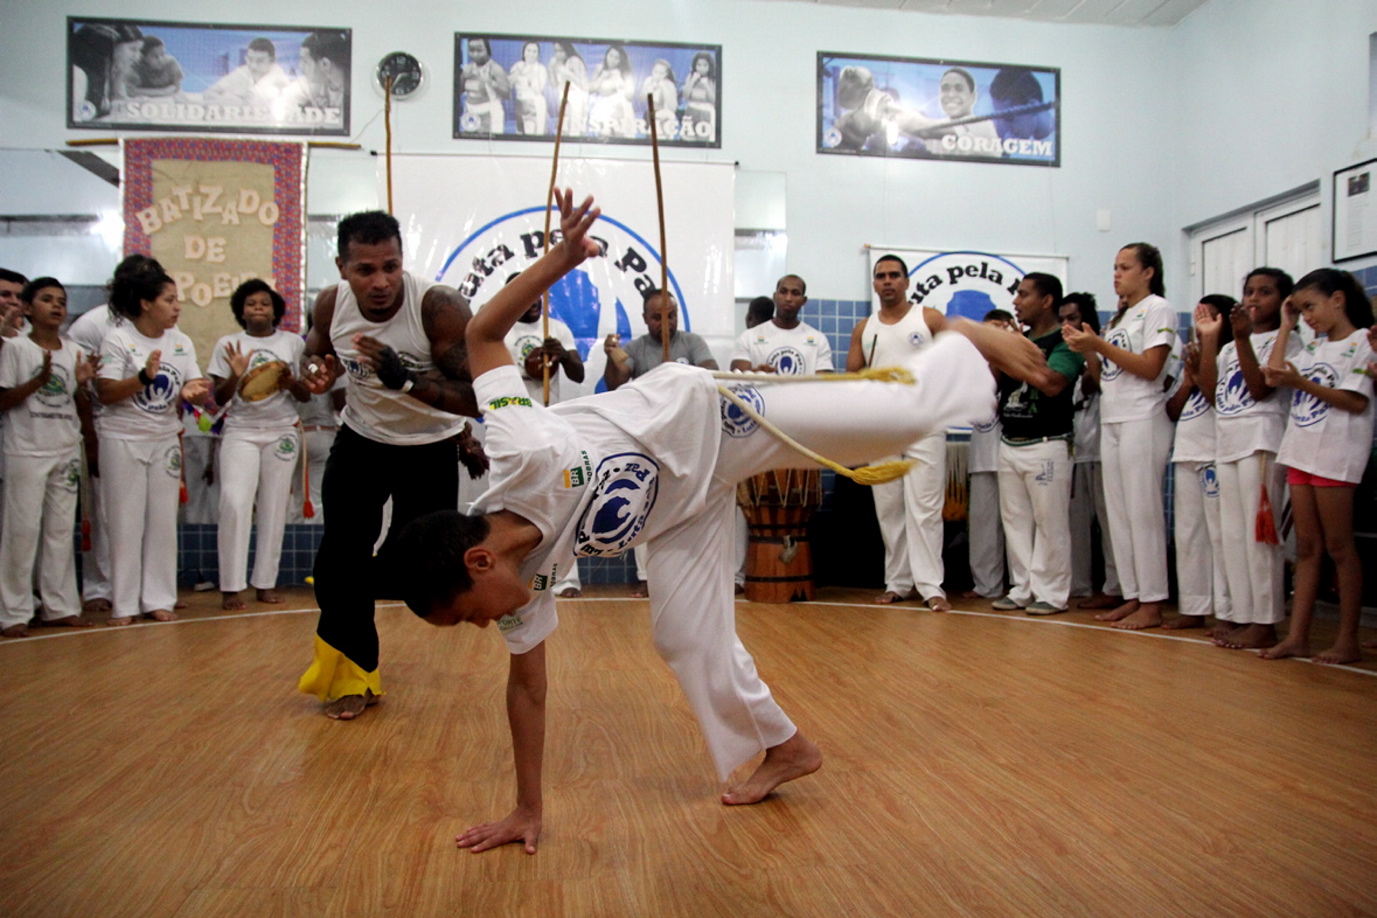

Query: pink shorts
left=1287, top=468, right=1353, bottom=488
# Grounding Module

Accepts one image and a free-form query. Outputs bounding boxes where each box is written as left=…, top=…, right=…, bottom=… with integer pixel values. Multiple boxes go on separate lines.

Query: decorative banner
left=866, top=248, right=1069, bottom=319
left=123, top=137, right=307, bottom=366
left=69, top=17, right=351, bottom=136
left=385, top=155, right=735, bottom=398
left=454, top=34, right=722, bottom=148
left=818, top=52, right=1059, bottom=166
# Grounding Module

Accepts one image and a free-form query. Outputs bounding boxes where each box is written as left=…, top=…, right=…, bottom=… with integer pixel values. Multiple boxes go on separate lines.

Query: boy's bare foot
left=256, top=588, right=284, bottom=604
left=174, top=600, right=188, bottom=610
left=722, top=731, right=822, bottom=806
left=1111, top=602, right=1163, bottom=630
left=1259, top=636, right=1310, bottom=660
left=222, top=591, right=246, bottom=611
left=874, top=591, right=911, bottom=605
left=82, top=597, right=112, bottom=613
left=2, top=623, right=29, bottom=638
left=1095, top=599, right=1139, bottom=622
left=1313, top=640, right=1361, bottom=665
left=957, top=589, right=983, bottom=600
left=924, top=595, right=952, bottom=612
left=1206, top=621, right=1235, bottom=640
left=143, top=609, right=178, bottom=623
left=629, top=581, right=649, bottom=599
left=106, top=615, right=135, bottom=627
left=43, top=615, right=93, bottom=629
left=1213, top=623, right=1276, bottom=650
left=1161, top=614, right=1204, bottom=631
left=558, top=587, right=582, bottom=598
left=324, top=689, right=380, bottom=720
left=1078, top=594, right=1122, bottom=610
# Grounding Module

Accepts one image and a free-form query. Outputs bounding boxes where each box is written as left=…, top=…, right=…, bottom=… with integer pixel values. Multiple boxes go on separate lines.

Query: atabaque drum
left=736, top=468, right=823, bottom=603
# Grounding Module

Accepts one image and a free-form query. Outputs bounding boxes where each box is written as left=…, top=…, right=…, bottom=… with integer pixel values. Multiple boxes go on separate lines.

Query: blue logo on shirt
left=720, top=384, right=763, bottom=439
left=768, top=346, right=806, bottom=375
left=133, top=365, right=183, bottom=414
left=1291, top=362, right=1338, bottom=428
left=574, top=452, right=660, bottom=556
left=1180, top=388, right=1209, bottom=422
left=1100, top=328, right=1130, bottom=382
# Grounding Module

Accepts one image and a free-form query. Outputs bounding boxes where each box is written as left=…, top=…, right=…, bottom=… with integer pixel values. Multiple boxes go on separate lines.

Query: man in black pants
left=298, top=211, right=486, bottom=719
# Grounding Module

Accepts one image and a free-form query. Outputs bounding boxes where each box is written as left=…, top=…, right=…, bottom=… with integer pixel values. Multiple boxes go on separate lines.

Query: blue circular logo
left=1179, top=388, right=1209, bottom=422
left=1100, top=328, right=1130, bottom=382
left=134, top=365, right=184, bottom=414
left=574, top=452, right=660, bottom=556
left=1291, top=362, right=1338, bottom=428
left=767, top=346, right=806, bottom=375
left=720, top=384, right=763, bottom=439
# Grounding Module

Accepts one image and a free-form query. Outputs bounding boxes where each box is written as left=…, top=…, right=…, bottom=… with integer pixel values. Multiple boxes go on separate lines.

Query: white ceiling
left=759, top=0, right=1212, bottom=27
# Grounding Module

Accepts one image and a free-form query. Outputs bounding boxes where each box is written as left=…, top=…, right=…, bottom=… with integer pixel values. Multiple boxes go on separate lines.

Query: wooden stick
left=541, top=82, right=571, bottom=406
left=648, top=93, right=670, bottom=365
left=711, top=366, right=915, bottom=385
left=384, top=75, right=394, bottom=215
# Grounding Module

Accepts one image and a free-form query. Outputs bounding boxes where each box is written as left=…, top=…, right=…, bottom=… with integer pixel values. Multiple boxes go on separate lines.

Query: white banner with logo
left=384, top=155, right=735, bottom=399
left=866, top=247, right=1068, bottom=320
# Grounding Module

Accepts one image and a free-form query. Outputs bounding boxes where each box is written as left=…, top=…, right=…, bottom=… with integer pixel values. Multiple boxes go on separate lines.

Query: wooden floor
left=1, top=586, right=1374, bottom=918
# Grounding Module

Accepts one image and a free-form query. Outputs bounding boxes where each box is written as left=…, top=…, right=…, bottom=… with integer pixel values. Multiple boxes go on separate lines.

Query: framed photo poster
left=1333, top=158, right=1377, bottom=263
left=817, top=52, right=1059, bottom=167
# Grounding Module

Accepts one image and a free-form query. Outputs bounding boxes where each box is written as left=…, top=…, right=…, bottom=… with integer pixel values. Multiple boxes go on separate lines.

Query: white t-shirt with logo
left=503, top=315, right=578, bottom=404
left=208, top=329, right=305, bottom=431
left=1214, top=329, right=1302, bottom=463
left=969, top=412, right=1001, bottom=474
left=0, top=336, right=85, bottom=456
left=1099, top=294, right=1178, bottom=424
left=97, top=325, right=202, bottom=440
left=472, top=362, right=722, bottom=654
left=731, top=321, right=834, bottom=376
left=1277, top=329, right=1375, bottom=483
left=1171, top=386, right=1216, bottom=464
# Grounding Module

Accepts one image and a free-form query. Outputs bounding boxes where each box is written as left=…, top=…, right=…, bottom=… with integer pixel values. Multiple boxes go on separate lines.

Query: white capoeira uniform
left=209, top=329, right=305, bottom=594
left=863, top=308, right=946, bottom=601
left=1098, top=295, right=1177, bottom=605
left=1068, top=385, right=1119, bottom=597
left=476, top=331, right=996, bottom=779
left=66, top=305, right=118, bottom=602
left=729, top=319, right=836, bottom=589
left=505, top=315, right=582, bottom=593
left=97, top=324, right=202, bottom=616
left=1171, top=384, right=1230, bottom=619
left=966, top=412, right=1004, bottom=598
left=0, top=336, right=86, bottom=628
left=1213, top=328, right=1300, bottom=625
left=1277, top=330, right=1375, bottom=482
left=291, top=381, right=341, bottom=525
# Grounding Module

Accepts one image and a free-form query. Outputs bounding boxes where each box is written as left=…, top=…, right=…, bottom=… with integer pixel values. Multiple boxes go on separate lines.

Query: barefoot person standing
left=297, top=211, right=487, bottom=720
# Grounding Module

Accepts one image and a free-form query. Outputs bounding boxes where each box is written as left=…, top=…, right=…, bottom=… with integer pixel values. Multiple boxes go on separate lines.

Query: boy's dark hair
left=1021, top=272, right=1063, bottom=307
left=641, top=287, right=675, bottom=309
left=230, top=279, right=286, bottom=328
left=1198, top=293, right=1237, bottom=347
left=387, top=510, right=492, bottom=618
left=874, top=254, right=908, bottom=277
left=109, top=256, right=174, bottom=320
left=1294, top=268, right=1374, bottom=329
left=337, top=211, right=402, bottom=261
left=1061, top=292, right=1100, bottom=334
left=983, top=308, right=1014, bottom=323
left=746, top=296, right=775, bottom=325
left=20, top=277, right=64, bottom=304
left=248, top=37, right=276, bottom=60
left=304, top=30, right=349, bottom=70
left=989, top=67, right=1043, bottom=106
left=0, top=268, right=29, bottom=287
left=1244, top=266, right=1295, bottom=302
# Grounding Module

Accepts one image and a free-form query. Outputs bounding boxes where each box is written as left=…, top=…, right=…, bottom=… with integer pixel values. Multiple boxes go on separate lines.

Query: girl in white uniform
left=0, top=278, right=100, bottom=637
left=96, top=258, right=210, bottom=625
left=1259, top=270, right=1374, bottom=664
left=209, top=280, right=309, bottom=610
left=1063, top=243, right=1177, bottom=630
left=1164, top=294, right=1234, bottom=630
left=1195, top=268, right=1300, bottom=650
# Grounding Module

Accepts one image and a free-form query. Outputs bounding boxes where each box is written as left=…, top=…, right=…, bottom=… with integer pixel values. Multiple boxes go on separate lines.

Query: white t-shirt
left=1171, top=386, right=1216, bottom=464
left=731, top=321, right=834, bottom=375
left=503, top=316, right=577, bottom=404
left=1099, top=294, right=1178, bottom=424
left=1214, top=329, right=1302, bottom=463
left=207, top=329, right=305, bottom=431
left=0, top=336, right=85, bottom=456
left=96, top=325, right=202, bottom=440
left=67, top=305, right=118, bottom=419
left=1277, top=329, right=1375, bottom=483
left=863, top=306, right=933, bottom=369
left=472, top=362, right=722, bottom=654
left=1071, top=385, right=1101, bottom=464
left=968, top=412, right=1001, bottom=474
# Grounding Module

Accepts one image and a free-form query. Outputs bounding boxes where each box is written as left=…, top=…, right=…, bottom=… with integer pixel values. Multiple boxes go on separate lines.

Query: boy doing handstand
left=390, top=190, right=1050, bottom=854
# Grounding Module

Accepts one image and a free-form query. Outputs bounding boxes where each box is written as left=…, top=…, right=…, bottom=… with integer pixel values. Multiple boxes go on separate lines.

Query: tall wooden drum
left=737, top=468, right=823, bottom=603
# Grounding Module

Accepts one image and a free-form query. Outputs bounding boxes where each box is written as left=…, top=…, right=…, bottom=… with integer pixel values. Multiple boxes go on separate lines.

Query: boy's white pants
left=967, top=471, right=1004, bottom=598
left=1100, top=414, right=1172, bottom=604
left=82, top=465, right=114, bottom=602
left=1215, top=451, right=1285, bottom=625
left=1174, top=461, right=1231, bottom=619
left=997, top=438, right=1074, bottom=608
left=217, top=428, right=299, bottom=593
left=871, top=432, right=946, bottom=600
left=1069, top=461, right=1120, bottom=597
left=102, top=435, right=181, bottom=615
left=0, top=449, right=82, bottom=628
